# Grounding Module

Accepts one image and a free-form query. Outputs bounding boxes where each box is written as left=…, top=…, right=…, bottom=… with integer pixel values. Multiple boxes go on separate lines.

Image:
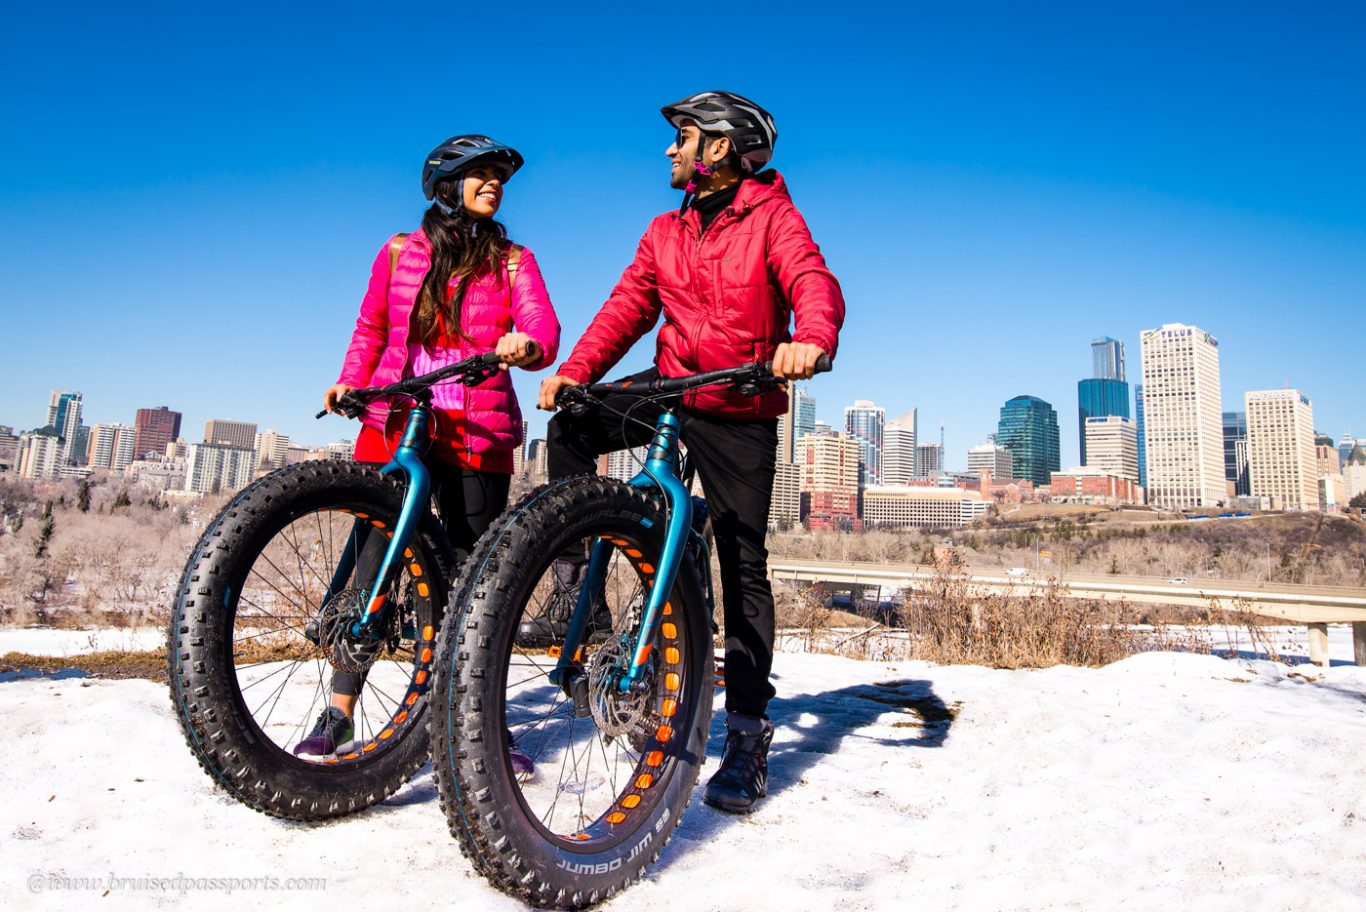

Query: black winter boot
left=703, top=712, right=772, bottom=814
left=515, top=558, right=612, bottom=648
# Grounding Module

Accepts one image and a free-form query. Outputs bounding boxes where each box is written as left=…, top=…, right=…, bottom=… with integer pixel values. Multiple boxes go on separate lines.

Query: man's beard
left=669, top=158, right=694, bottom=190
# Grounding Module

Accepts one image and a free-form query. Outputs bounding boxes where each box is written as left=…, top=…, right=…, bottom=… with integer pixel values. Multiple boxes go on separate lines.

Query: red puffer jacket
left=557, top=170, right=844, bottom=418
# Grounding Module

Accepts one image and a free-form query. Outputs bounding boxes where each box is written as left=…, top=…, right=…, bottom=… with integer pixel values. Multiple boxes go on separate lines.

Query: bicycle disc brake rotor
left=586, top=641, right=656, bottom=740
left=312, top=588, right=385, bottom=674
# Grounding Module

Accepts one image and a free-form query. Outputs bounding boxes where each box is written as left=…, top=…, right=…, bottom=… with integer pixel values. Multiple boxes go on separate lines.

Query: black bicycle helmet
left=421, top=135, right=524, bottom=201
left=661, top=90, right=777, bottom=171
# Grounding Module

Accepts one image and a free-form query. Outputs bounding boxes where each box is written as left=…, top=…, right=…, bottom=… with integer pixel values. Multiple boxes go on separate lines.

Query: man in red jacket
left=539, top=90, right=844, bottom=814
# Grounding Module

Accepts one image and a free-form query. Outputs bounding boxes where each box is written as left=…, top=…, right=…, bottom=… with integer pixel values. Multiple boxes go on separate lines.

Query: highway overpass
left=768, top=558, right=1366, bottom=667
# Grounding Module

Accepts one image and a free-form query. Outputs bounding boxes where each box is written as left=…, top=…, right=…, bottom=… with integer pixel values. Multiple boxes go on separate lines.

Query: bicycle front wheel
left=169, top=461, right=454, bottom=820
left=432, top=476, right=713, bottom=909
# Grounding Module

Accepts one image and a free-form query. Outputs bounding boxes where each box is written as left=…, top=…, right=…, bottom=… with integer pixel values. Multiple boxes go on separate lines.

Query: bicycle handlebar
left=558, top=353, right=832, bottom=408
left=318, top=342, right=541, bottom=420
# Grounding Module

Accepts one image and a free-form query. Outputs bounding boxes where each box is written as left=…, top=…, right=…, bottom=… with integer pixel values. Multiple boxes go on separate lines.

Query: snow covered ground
left=4, top=630, right=1364, bottom=911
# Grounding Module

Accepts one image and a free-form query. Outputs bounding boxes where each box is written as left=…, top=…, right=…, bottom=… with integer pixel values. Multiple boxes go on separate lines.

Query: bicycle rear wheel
left=432, top=476, right=712, bottom=909
left=169, top=461, right=454, bottom=820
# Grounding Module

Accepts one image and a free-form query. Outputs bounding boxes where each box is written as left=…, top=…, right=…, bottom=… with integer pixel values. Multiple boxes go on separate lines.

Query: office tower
left=1139, top=324, right=1224, bottom=510
left=1338, top=433, right=1359, bottom=468
left=527, top=439, right=549, bottom=480
left=775, top=385, right=817, bottom=463
left=1245, top=390, right=1319, bottom=511
left=768, top=461, right=802, bottom=528
left=45, top=390, right=85, bottom=464
left=203, top=419, right=258, bottom=450
left=1134, top=384, right=1147, bottom=488
left=1077, top=379, right=1130, bottom=464
left=1083, top=416, right=1139, bottom=482
left=1091, top=337, right=1126, bottom=381
left=1222, top=412, right=1250, bottom=496
left=185, top=443, right=257, bottom=494
left=87, top=423, right=137, bottom=474
left=795, top=432, right=860, bottom=530
left=883, top=412, right=918, bottom=484
left=967, top=440, right=1014, bottom=479
left=134, top=407, right=183, bottom=459
left=843, top=400, right=885, bottom=487
left=254, top=429, right=291, bottom=471
left=604, top=447, right=649, bottom=481
left=996, top=395, right=1061, bottom=486
left=1316, top=434, right=1341, bottom=477
left=916, top=442, right=943, bottom=477
left=1344, top=444, right=1366, bottom=502
left=0, top=426, right=18, bottom=473
left=861, top=485, right=991, bottom=528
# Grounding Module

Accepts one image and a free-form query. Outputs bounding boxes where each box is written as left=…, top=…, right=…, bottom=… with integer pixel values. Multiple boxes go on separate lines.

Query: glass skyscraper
left=1091, top=337, right=1126, bottom=381
left=844, top=400, right=885, bottom=486
left=997, top=395, right=1060, bottom=486
left=1134, top=384, right=1147, bottom=488
left=1077, top=378, right=1130, bottom=464
left=1222, top=411, right=1249, bottom=496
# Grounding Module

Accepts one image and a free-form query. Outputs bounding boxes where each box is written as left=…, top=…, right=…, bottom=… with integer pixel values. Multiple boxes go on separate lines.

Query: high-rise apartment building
left=768, top=461, right=802, bottom=529
left=1091, top=337, right=1126, bottom=381
left=254, top=429, right=291, bottom=471
left=0, top=426, right=18, bottom=473
left=1315, top=434, right=1341, bottom=477
left=185, top=443, right=256, bottom=494
left=796, top=432, right=860, bottom=530
left=1083, top=416, right=1138, bottom=482
left=996, top=395, right=1060, bottom=486
left=1134, top=384, right=1147, bottom=488
left=1139, top=324, right=1224, bottom=510
left=883, top=413, right=918, bottom=485
left=604, top=447, right=649, bottom=481
left=46, top=390, right=85, bottom=464
left=843, top=400, right=885, bottom=487
left=1222, top=411, right=1249, bottom=497
left=18, top=430, right=63, bottom=479
left=134, top=406, right=182, bottom=460
left=967, top=440, right=1014, bottom=479
left=1245, top=389, right=1318, bottom=511
left=87, top=423, right=137, bottom=474
left=204, top=419, right=258, bottom=450
left=915, top=442, right=943, bottom=478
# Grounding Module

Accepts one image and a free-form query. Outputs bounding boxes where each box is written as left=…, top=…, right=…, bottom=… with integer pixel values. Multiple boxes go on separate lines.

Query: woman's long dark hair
left=412, top=180, right=509, bottom=345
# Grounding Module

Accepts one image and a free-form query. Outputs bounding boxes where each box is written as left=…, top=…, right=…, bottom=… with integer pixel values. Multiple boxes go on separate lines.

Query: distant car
left=1168, top=577, right=1188, bottom=585
left=1005, top=567, right=1030, bottom=577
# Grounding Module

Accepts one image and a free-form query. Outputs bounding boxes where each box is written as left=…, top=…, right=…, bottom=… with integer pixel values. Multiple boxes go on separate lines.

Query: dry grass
left=0, top=649, right=166, bottom=681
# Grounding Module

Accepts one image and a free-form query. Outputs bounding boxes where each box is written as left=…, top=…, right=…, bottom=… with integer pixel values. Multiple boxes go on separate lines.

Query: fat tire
left=432, top=476, right=713, bottom=909
left=168, top=461, right=454, bottom=821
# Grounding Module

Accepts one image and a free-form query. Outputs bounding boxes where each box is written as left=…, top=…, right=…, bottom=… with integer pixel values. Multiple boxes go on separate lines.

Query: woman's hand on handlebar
left=538, top=375, right=580, bottom=411
left=771, top=342, right=827, bottom=380
left=495, top=333, right=541, bottom=370
left=323, top=383, right=355, bottom=414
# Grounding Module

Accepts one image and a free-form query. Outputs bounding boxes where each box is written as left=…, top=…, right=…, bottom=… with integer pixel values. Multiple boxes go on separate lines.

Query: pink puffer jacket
left=336, top=228, right=560, bottom=454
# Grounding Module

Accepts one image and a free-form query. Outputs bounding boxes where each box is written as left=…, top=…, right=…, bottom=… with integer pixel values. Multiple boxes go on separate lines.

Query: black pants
left=333, top=462, right=510, bottom=697
left=548, top=369, right=778, bottom=717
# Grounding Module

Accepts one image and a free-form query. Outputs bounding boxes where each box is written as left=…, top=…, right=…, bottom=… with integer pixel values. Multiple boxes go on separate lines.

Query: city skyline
left=3, top=7, right=1364, bottom=466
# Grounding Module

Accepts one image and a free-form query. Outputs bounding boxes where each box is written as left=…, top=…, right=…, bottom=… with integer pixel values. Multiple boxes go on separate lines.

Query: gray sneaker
left=293, top=707, right=355, bottom=758
left=703, top=713, right=772, bottom=814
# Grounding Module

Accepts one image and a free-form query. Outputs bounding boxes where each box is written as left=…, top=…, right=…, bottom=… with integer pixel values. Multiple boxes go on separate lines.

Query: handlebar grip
left=315, top=408, right=328, bottom=420
left=814, top=354, right=833, bottom=374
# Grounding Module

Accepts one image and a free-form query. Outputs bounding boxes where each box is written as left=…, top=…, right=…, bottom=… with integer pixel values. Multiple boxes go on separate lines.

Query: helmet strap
left=678, top=133, right=718, bottom=216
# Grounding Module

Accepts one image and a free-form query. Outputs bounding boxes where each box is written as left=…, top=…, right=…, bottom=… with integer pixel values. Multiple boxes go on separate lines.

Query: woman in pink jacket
left=298, top=135, right=560, bottom=758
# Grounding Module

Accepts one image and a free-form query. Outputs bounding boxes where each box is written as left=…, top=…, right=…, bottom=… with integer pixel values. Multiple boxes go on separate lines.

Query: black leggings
left=333, top=462, right=511, bottom=697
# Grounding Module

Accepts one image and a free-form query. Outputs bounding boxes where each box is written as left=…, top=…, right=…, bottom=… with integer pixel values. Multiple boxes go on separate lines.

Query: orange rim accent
left=324, top=758, right=339, bottom=765
left=661, top=698, right=678, bottom=718
left=422, top=625, right=434, bottom=640
left=656, top=725, right=673, bottom=742
left=394, top=711, right=408, bottom=724
left=635, top=643, right=653, bottom=666
left=404, top=548, right=413, bottom=558
left=420, top=648, right=432, bottom=663
left=547, top=645, right=563, bottom=658
left=417, top=582, right=430, bottom=597
left=638, top=563, right=655, bottom=575
left=362, top=742, right=377, bottom=753
left=662, top=622, right=677, bottom=639
left=409, top=563, right=423, bottom=576
left=371, top=520, right=385, bottom=529
left=414, top=670, right=428, bottom=685
left=646, top=750, right=664, bottom=766
left=636, top=773, right=654, bottom=789
left=607, top=812, right=626, bottom=824
left=406, top=692, right=419, bottom=706
left=622, top=794, right=641, bottom=809
left=342, top=752, right=360, bottom=760
left=378, top=729, right=394, bottom=740
left=354, top=513, right=368, bottom=519
left=664, top=672, right=680, bottom=691
left=662, top=602, right=672, bottom=615
left=624, top=549, right=643, bottom=558
left=665, top=647, right=680, bottom=664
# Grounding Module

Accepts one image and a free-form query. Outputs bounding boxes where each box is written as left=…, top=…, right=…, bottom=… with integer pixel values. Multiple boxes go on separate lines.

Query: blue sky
left=2, top=2, right=1363, bottom=468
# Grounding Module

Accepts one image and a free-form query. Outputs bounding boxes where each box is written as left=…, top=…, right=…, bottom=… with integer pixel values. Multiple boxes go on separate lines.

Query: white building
left=185, top=443, right=256, bottom=494
left=87, top=423, right=137, bottom=475
left=1344, top=445, right=1366, bottom=503
left=916, top=442, right=943, bottom=478
left=883, top=412, right=918, bottom=485
left=603, top=446, right=648, bottom=481
left=967, top=440, right=1014, bottom=479
left=861, top=485, right=991, bottom=528
left=1083, top=416, right=1139, bottom=483
left=18, top=432, right=63, bottom=479
left=1245, top=389, right=1319, bottom=511
left=254, top=429, right=291, bottom=471
left=1139, top=323, right=1226, bottom=510
left=768, top=460, right=802, bottom=529
left=126, top=455, right=188, bottom=493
